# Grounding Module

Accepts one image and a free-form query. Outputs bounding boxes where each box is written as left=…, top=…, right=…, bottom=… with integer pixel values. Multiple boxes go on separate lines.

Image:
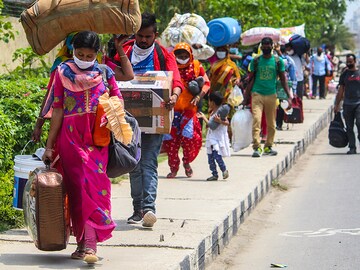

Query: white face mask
left=216, top=51, right=227, bottom=59
left=176, top=57, right=190, bottom=65
left=288, top=49, right=295, bottom=56
left=73, top=55, right=96, bottom=69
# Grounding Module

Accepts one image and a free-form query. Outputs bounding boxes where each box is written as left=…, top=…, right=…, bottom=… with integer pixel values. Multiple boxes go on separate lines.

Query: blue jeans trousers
left=129, top=134, right=163, bottom=213
left=208, top=150, right=226, bottom=177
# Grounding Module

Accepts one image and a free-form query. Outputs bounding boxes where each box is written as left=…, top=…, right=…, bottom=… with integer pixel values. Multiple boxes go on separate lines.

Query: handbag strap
left=334, top=112, right=345, bottom=128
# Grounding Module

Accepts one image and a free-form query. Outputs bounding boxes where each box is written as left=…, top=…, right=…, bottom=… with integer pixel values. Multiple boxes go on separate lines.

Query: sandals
left=166, top=171, right=177, bottom=178
left=71, top=247, right=85, bottom=260
left=83, top=248, right=98, bottom=264
left=183, top=163, right=193, bottom=178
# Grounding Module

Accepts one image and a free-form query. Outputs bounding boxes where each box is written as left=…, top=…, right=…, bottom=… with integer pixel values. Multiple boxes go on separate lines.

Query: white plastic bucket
left=13, top=155, right=44, bottom=210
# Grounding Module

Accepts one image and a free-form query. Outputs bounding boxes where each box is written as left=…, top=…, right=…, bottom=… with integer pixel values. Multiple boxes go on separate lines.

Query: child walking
left=198, top=92, right=230, bottom=181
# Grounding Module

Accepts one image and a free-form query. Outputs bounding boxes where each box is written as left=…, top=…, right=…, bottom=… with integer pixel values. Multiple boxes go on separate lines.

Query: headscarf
left=50, top=32, right=77, bottom=73
left=173, top=42, right=194, bottom=69
left=210, top=48, right=240, bottom=98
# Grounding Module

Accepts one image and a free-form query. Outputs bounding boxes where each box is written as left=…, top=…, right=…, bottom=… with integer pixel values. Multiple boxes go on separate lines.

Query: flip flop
left=183, top=164, right=193, bottom=178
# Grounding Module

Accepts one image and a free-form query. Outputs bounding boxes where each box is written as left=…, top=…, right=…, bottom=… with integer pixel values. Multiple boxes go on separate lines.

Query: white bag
left=241, top=27, right=281, bottom=46
left=161, top=13, right=214, bottom=60
left=231, top=108, right=253, bottom=152
left=227, top=85, right=244, bottom=107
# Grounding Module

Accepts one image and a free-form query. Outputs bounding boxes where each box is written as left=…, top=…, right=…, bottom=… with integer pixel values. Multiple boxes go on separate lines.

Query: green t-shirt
left=249, top=55, right=285, bottom=95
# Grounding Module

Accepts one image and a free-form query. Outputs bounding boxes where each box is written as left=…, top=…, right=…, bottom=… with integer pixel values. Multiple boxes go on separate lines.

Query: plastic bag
left=231, top=108, right=253, bottom=152
left=241, top=27, right=281, bottom=46
left=227, top=85, right=244, bottom=107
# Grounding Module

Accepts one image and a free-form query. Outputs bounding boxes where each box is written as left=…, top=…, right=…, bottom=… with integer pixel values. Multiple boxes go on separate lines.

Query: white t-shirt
left=289, top=54, right=306, bottom=82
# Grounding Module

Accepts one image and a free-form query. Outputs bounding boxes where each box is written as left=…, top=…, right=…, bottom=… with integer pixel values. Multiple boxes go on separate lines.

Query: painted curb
left=175, top=105, right=333, bottom=270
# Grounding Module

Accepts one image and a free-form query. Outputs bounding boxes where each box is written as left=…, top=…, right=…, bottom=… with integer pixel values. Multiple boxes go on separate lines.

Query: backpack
left=288, top=34, right=310, bottom=57
left=107, top=112, right=142, bottom=178
left=155, top=42, right=166, bottom=71
left=253, top=55, right=288, bottom=99
left=328, top=112, right=348, bottom=148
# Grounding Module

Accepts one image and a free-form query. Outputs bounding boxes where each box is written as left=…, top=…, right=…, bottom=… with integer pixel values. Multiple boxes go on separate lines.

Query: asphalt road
left=208, top=127, right=360, bottom=270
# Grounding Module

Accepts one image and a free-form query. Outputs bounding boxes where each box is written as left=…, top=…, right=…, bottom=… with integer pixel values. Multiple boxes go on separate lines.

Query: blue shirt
left=281, top=55, right=297, bottom=91
left=309, top=53, right=332, bottom=76
left=131, top=51, right=155, bottom=73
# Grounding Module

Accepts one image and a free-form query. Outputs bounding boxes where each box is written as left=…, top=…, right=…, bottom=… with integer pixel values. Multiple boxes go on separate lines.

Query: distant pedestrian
left=275, top=44, right=297, bottom=130
left=198, top=92, right=230, bottom=181
left=334, top=53, right=360, bottom=154
left=309, top=47, right=332, bottom=99
left=243, top=37, right=292, bottom=158
left=285, top=43, right=309, bottom=99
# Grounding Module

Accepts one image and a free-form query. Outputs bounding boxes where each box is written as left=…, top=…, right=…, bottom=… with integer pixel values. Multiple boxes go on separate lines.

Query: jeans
left=312, top=75, right=325, bottom=98
left=343, top=104, right=360, bottom=150
left=208, top=150, right=226, bottom=177
left=129, top=133, right=163, bottom=213
left=296, top=80, right=304, bottom=99
left=276, top=105, right=285, bottom=129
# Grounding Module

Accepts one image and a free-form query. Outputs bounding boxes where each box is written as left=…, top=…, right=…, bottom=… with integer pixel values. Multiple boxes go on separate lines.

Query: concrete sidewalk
left=0, top=95, right=335, bottom=270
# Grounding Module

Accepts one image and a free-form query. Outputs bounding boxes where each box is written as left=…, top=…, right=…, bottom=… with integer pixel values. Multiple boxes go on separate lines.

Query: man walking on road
left=243, top=37, right=292, bottom=158
left=115, top=12, right=183, bottom=227
left=285, top=43, right=309, bottom=99
left=334, top=53, right=360, bottom=155
left=309, top=47, right=332, bottom=99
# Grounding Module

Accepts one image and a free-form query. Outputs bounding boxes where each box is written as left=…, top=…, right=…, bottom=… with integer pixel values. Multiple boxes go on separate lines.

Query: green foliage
left=0, top=0, right=17, bottom=43
left=0, top=67, right=50, bottom=231
left=0, top=170, right=24, bottom=231
left=0, top=77, right=49, bottom=155
left=139, top=0, right=353, bottom=51
left=12, top=47, right=50, bottom=77
left=0, top=111, right=16, bottom=171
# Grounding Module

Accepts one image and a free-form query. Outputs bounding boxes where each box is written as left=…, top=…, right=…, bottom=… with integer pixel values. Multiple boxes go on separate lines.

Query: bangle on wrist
left=172, top=93, right=179, bottom=98
left=45, top=148, right=54, bottom=152
left=119, top=54, right=127, bottom=58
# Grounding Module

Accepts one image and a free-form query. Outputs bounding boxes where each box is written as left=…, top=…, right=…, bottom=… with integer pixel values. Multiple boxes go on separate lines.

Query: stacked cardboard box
left=117, top=71, right=173, bottom=134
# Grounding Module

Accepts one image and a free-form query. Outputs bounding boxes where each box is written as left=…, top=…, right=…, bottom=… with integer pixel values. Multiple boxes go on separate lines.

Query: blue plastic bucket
left=207, top=17, right=241, bottom=47
left=13, top=155, right=43, bottom=210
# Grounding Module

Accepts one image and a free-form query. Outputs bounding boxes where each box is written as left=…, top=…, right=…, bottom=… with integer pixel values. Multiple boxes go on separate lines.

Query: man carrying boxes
left=114, top=12, right=183, bottom=228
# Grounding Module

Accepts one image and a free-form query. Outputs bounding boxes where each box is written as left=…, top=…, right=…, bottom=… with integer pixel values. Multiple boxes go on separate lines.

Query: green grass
left=271, top=179, right=288, bottom=191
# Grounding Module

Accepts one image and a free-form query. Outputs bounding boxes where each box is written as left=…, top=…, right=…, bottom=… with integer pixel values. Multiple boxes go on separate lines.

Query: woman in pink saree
left=42, top=31, right=122, bottom=264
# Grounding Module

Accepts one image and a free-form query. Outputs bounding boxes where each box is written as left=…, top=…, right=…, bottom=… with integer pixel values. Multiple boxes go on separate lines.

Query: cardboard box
left=117, top=71, right=173, bottom=134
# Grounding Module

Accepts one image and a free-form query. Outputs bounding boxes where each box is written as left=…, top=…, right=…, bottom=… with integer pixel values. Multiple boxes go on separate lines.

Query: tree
left=139, top=0, right=354, bottom=50
left=320, top=23, right=356, bottom=51
left=0, top=0, right=16, bottom=43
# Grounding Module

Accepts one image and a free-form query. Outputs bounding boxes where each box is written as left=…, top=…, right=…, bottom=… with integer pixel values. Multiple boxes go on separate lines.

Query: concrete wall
left=0, top=17, right=58, bottom=74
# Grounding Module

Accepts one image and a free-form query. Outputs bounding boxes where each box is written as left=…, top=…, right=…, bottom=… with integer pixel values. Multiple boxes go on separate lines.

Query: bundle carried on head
left=21, top=0, right=141, bottom=55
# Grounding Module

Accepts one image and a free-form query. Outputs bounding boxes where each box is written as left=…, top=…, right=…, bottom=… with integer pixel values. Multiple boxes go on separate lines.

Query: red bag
left=284, top=97, right=304, bottom=124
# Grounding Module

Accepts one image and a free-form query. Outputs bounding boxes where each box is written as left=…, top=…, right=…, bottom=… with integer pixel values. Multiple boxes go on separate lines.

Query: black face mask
left=347, top=64, right=355, bottom=69
left=317, top=52, right=322, bottom=56
left=262, top=48, right=272, bottom=55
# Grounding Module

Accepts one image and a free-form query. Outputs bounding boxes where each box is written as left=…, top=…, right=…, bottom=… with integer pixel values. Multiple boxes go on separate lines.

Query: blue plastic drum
left=207, top=17, right=241, bottom=47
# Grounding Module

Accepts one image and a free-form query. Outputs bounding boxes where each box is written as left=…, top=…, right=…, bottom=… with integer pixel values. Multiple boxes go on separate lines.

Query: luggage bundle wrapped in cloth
left=21, top=0, right=141, bottom=55
left=23, top=166, right=70, bottom=251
